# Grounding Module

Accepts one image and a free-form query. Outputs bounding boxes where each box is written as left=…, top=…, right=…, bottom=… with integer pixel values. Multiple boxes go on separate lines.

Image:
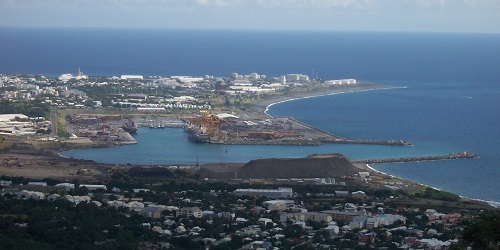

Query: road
left=50, top=110, right=57, bottom=136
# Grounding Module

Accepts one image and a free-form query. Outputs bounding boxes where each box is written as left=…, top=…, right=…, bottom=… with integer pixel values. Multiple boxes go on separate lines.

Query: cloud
left=1, top=0, right=498, bottom=32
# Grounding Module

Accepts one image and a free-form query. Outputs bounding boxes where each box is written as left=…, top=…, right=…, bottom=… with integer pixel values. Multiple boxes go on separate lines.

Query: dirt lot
left=0, top=136, right=114, bottom=182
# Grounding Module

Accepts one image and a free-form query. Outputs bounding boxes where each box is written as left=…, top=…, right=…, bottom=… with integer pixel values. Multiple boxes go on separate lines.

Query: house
left=352, top=191, right=366, bottom=198
left=281, top=212, right=332, bottom=223
left=125, top=201, right=145, bottom=210
left=152, top=226, right=164, bottom=234
left=178, top=207, right=202, bottom=218
left=0, top=180, right=12, bottom=187
left=258, top=218, right=273, bottom=225
left=16, top=190, right=45, bottom=200
left=262, top=200, right=294, bottom=211
left=55, top=183, right=75, bottom=191
left=235, top=218, right=248, bottom=224
left=348, top=216, right=368, bottom=229
left=108, top=200, right=126, bottom=208
left=375, top=214, right=406, bottom=226
left=79, top=184, right=107, bottom=191
left=64, top=195, right=91, bottom=204
left=46, top=193, right=60, bottom=201
left=324, top=222, right=340, bottom=235
left=27, top=182, right=47, bottom=186
left=216, top=212, right=235, bottom=220
left=202, top=210, right=215, bottom=218
left=321, top=210, right=361, bottom=222
left=335, top=191, right=349, bottom=197
left=175, top=226, right=187, bottom=234
left=138, top=207, right=162, bottom=218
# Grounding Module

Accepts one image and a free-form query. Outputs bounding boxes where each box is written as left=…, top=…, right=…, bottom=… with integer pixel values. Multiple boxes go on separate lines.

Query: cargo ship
left=185, top=125, right=210, bottom=143
left=122, top=120, right=138, bottom=134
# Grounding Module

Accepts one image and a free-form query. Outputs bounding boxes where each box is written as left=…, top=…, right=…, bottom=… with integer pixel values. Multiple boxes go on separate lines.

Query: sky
left=0, top=0, right=498, bottom=33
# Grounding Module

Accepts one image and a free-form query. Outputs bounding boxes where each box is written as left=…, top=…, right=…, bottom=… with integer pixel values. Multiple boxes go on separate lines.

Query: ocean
left=1, top=28, right=499, bottom=205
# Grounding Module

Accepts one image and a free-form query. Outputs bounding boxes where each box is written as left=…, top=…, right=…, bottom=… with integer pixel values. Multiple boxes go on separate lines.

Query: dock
left=352, top=152, right=478, bottom=164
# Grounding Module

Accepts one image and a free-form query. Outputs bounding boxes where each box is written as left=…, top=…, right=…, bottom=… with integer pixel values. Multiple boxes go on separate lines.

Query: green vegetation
left=460, top=212, right=500, bottom=249
left=56, top=112, right=69, bottom=137
left=0, top=138, right=17, bottom=152
left=415, top=187, right=461, bottom=202
left=0, top=197, right=156, bottom=249
left=0, top=100, right=50, bottom=118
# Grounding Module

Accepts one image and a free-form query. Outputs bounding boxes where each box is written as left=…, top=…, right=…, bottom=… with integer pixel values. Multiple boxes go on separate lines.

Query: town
left=0, top=71, right=497, bottom=250
left=0, top=166, right=494, bottom=250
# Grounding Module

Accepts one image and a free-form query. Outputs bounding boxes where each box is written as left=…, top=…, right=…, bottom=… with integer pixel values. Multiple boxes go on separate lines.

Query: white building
left=0, top=114, right=28, bottom=122
left=179, top=207, right=203, bottom=218
left=120, top=75, right=144, bottom=80
left=325, top=79, right=357, bottom=85
left=262, top=200, right=295, bottom=211
left=56, top=183, right=75, bottom=191
left=280, top=212, right=332, bottom=223
left=249, top=73, right=260, bottom=80
left=16, top=190, right=45, bottom=200
left=79, top=184, right=107, bottom=191
left=233, top=187, right=293, bottom=199
left=285, top=74, right=309, bottom=82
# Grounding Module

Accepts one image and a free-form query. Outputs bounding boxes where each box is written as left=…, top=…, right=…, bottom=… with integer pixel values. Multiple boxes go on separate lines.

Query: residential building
left=178, top=207, right=202, bottom=218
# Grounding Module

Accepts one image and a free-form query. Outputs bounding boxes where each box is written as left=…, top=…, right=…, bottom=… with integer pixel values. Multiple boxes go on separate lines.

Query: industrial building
left=325, top=79, right=357, bottom=85
left=285, top=74, right=309, bottom=82
left=233, top=187, right=293, bottom=199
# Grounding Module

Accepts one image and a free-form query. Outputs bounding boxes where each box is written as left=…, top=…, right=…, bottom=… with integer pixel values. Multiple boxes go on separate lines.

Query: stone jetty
left=352, top=151, right=478, bottom=164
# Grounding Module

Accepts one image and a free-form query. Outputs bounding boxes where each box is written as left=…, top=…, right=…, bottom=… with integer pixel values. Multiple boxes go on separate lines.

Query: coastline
left=248, top=83, right=404, bottom=116
left=250, top=84, right=499, bottom=208
left=357, top=163, right=500, bottom=208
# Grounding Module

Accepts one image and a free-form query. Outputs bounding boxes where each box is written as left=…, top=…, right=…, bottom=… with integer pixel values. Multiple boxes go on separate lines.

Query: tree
left=460, top=212, right=500, bottom=250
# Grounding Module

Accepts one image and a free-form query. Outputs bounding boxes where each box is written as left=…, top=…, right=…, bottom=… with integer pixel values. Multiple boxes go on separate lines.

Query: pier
left=352, top=152, right=478, bottom=164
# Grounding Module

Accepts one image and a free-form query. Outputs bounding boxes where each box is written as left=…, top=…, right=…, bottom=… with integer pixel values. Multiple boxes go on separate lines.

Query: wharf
left=352, top=152, right=478, bottom=164
left=118, top=131, right=137, bottom=145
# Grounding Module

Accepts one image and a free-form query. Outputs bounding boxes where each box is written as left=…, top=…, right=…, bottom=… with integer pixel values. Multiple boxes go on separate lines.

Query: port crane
left=184, top=110, right=225, bottom=141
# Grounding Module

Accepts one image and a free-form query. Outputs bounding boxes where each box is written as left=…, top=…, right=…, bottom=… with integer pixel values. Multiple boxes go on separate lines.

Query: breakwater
left=352, top=152, right=478, bottom=164
left=319, top=138, right=412, bottom=146
left=214, top=139, right=322, bottom=146
left=286, top=117, right=412, bottom=146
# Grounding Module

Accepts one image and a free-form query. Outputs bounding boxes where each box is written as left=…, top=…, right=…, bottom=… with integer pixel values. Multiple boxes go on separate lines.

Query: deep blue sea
left=1, top=28, right=499, bottom=205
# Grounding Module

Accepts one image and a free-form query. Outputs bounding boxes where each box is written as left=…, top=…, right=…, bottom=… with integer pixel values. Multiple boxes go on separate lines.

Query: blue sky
left=0, top=0, right=498, bottom=33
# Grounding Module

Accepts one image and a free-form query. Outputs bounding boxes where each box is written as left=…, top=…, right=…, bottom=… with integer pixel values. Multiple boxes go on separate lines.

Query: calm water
left=1, top=28, right=499, bottom=204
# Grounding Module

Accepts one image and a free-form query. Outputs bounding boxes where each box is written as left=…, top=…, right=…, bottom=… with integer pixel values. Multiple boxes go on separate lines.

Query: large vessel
left=185, top=125, right=210, bottom=143
left=122, top=119, right=138, bottom=133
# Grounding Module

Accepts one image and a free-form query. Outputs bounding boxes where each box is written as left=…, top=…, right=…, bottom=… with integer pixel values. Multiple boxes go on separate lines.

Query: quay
left=182, top=112, right=413, bottom=147
left=352, top=151, right=478, bottom=164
